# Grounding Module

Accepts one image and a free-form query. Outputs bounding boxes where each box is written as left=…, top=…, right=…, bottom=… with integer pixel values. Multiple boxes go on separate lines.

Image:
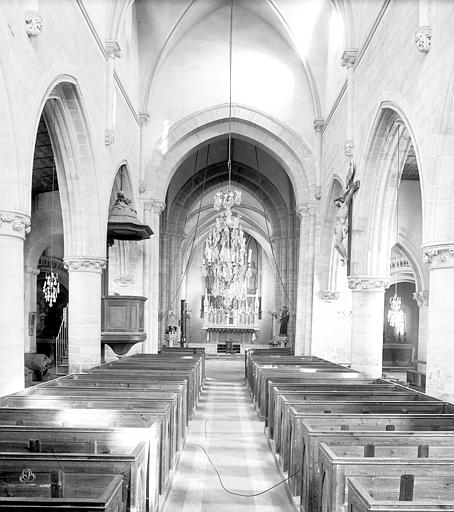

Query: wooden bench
left=98, top=358, right=204, bottom=395
left=318, top=442, right=454, bottom=512
left=64, top=374, right=196, bottom=417
left=24, top=385, right=188, bottom=451
left=0, top=407, right=171, bottom=500
left=347, top=475, right=454, bottom=511
left=244, top=348, right=291, bottom=379
left=271, top=390, right=432, bottom=449
left=266, top=382, right=410, bottom=433
left=287, top=409, right=454, bottom=505
left=47, top=379, right=189, bottom=425
left=0, top=472, right=123, bottom=511
left=0, top=438, right=149, bottom=512
left=254, top=369, right=362, bottom=420
left=87, top=369, right=199, bottom=417
left=279, top=400, right=450, bottom=475
left=0, top=394, right=180, bottom=475
left=290, top=413, right=454, bottom=507
left=0, top=424, right=160, bottom=512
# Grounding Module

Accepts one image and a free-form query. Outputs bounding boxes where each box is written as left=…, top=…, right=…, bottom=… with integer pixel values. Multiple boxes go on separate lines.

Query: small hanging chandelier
left=43, top=99, right=60, bottom=307
left=387, top=124, right=404, bottom=334
left=43, top=271, right=60, bottom=307
left=200, top=0, right=251, bottom=305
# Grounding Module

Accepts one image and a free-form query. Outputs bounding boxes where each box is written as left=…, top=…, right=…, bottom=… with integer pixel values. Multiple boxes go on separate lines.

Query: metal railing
left=55, top=306, right=68, bottom=375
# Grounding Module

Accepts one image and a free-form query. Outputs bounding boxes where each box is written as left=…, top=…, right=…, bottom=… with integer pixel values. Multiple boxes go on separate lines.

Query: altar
left=203, top=324, right=259, bottom=344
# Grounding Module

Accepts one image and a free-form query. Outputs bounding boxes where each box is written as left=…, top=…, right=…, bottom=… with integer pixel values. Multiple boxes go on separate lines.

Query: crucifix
left=333, top=162, right=360, bottom=272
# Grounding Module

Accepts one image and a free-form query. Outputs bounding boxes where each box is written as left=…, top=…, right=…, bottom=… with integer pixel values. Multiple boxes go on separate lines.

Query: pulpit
left=101, top=296, right=146, bottom=355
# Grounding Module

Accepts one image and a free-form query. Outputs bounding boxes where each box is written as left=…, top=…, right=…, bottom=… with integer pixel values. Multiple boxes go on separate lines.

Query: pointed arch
left=351, top=101, right=425, bottom=277
left=143, top=104, right=315, bottom=208
left=28, top=78, right=104, bottom=257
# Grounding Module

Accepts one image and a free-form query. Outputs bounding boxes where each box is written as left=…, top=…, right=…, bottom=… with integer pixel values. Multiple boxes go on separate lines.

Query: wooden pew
left=0, top=435, right=150, bottom=512
left=347, top=475, right=454, bottom=512
left=23, top=385, right=188, bottom=450
left=0, top=394, right=180, bottom=474
left=266, top=382, right=410, bottom=433
left=99, top=357, right=204, bottom=394
left=250, top=360, right=353, bottom=402
left=63, top=374, right=195, bottom=417
left=292, top=414, right=454, bottom=512
left=246, top=355, right=326, bottom=389
left=318, top=442, right=454, bottom=512
left=254, top=369, right=362, bottom=420
left=279, top=400, right=451, bottom=475
left=47, top=378, right=189, bottom=424
left=87, top=369, right=199, bottom=417
left=0, top=407, right=172, bottom=499
left=0, top=472, right=123, bottom=511
left=244, top=348, right=291, bottom=379
left=0, top=425, right=160, bottom=512
left=273, top=391, right=438, bottom=456
left=269, top=386, right=430, bottom=450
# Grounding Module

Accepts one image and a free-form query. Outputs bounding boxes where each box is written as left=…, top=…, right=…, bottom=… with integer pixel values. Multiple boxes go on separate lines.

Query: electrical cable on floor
left=195, top=442, right=300, bottom=498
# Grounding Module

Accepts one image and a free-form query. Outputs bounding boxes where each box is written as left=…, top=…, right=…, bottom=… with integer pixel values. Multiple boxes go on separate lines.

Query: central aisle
left=163, top=356, right=294, bottom=511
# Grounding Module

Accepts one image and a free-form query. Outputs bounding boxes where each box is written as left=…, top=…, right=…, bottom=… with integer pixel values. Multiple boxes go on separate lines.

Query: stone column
left=348, top=276, right=389, bottom=377
left=423, top=245, right=454, bottom=401
left=0, top=212, right=31, bottom=395
left=413, top=291, right=429, bottom=367
left=341, top=50, right=358, bottom=158
left=24, top=266, right=40, bottom=353
left=142, top=201, right=164, bottom=354
left=104, top=41, right=121, bottom=145
left=295, top=205, right=317, bottom=355
left=64, top=257, right=106, bottom=373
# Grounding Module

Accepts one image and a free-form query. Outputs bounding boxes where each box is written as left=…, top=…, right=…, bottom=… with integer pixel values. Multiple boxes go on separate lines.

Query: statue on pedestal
left=279, top=306, right=290, bottom=336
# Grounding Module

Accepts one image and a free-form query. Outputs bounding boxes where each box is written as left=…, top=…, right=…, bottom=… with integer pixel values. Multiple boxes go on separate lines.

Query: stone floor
left=163, top=356, right=294, bottom=511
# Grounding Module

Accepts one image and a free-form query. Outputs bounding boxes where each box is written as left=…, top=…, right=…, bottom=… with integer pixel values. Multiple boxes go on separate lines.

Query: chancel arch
left=158, top=134, right=300, bottom=351
left=142, top=104, right=316, bottom=206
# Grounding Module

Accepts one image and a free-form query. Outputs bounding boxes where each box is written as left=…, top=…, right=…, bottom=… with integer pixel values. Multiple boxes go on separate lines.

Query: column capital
left=25, top=10, right=43, bottom=37
left=423, top=243, right=454, bottom=269
left=341, top=49, right=358, bottom=68
left=0, top=211, right=31, bottom=239
left=153, top=201, right=166, bottom=214
left=313, top=118, right=324, bottom=134
left=139, top=113, right=150, bottom=127
left=413, top=291, right=429, bottom=308
left=348, top=275, right=390, bottom=290
left=24, top=266, right=40, bottom=276
left=415, top=26, right=432, bottom=53
left=296, top=203, right=318, bottom=219
left=319, top=290, right=340, bottom=302
left=64, top=257, right=107, bottom=273
left=105, top=129, right=115, bottom=146
left=344, top=140, right=354, bottom=158
left=105, top=40, right=121, bottom=59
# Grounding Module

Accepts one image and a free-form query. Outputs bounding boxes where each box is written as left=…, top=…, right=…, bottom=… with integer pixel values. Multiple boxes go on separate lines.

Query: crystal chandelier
left=387, top=124, right=403, bottom=334
left=202, top=188, right=251, bottom=303
left=43, top=99, right=60, bottom=307
left=200, top=0, right=251, bottom=305
left=387, top=295, right=404, bottom=331
left=43, top=271, right=60, bottom=307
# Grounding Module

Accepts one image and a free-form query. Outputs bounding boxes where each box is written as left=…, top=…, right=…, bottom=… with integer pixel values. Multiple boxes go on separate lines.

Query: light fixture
left=387, top=124, right=405, bottom=336
left=43, top=99, right=60, bottom=307
left=201, top=0, right=252, bottom=306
